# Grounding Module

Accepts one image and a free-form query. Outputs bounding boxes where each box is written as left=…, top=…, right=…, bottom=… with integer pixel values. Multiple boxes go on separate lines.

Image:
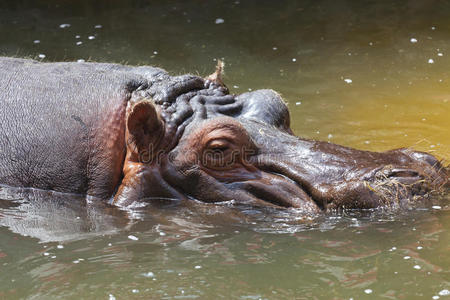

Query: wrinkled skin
left=0, top=57, right=448, bottom=213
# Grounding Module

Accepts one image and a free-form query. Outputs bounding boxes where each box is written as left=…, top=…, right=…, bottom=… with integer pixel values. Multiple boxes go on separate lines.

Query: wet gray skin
left=0, top=57, right=448, bottom=213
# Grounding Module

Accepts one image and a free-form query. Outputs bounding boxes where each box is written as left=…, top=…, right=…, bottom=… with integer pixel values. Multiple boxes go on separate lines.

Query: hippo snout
left=395, top=149, right=449, bottom=188
left=324, top=149, right=449, bottom=210
left=249, top=130, right=448, bottom=211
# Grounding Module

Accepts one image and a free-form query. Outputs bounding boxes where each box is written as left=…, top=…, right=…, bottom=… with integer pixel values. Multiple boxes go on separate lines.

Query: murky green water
left=0, top=1, right=449, bottom=299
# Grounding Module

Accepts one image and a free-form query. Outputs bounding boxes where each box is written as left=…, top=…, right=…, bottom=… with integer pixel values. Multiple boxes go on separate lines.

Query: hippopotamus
left=0, top=57, right=447, bottom=213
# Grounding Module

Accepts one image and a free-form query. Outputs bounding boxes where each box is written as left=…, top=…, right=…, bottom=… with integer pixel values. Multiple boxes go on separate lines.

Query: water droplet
left=128, top=235, right=139, bottom=241
left=215, top=18, right=225, bottom=24
left=143, top=272, right=154, bottom=278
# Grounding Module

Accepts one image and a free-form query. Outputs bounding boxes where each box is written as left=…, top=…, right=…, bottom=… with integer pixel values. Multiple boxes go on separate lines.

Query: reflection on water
left=0, top=0, right=449, bottom=299
left=0, top=186, right=448, bottom=299
left=0, top=187, right=130, bottom=242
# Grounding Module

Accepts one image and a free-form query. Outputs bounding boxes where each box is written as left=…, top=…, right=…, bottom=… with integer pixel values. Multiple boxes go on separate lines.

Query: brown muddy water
left=0, top=1, right=449, bottom=299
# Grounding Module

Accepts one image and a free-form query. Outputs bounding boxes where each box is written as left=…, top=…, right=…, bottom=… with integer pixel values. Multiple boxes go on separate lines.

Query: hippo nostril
left=411, top=151, right=440, bottom=167
left=388, top=169, right=420, bottom=178
left=401, top=149, right=443, bottom=172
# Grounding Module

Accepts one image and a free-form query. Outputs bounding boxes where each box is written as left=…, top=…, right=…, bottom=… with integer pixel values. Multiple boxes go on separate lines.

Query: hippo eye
left=207, top=139, right=230, bottom=152
left=202, top=139, right=239, bottom=170
left=186, top=118, right=256, bottom=171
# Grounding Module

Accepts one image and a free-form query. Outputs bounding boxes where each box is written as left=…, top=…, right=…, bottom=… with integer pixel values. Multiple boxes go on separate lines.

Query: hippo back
left=0, top=58, right=153, bottom=198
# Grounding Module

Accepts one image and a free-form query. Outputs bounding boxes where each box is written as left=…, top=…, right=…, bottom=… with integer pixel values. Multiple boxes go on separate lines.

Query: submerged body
left=0, top=57, right=447, bottom=212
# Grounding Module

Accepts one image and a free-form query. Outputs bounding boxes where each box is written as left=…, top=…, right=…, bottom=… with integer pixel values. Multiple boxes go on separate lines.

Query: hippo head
left=113, top=67, right=448, bottom=212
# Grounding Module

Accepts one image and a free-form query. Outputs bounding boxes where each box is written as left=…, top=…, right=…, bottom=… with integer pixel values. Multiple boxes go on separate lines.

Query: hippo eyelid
left=206, top=139, right=231, bottom=151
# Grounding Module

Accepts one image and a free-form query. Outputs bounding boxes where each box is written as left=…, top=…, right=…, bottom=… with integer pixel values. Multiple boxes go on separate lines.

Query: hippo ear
left=126, top=100, right=164, bottom=156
